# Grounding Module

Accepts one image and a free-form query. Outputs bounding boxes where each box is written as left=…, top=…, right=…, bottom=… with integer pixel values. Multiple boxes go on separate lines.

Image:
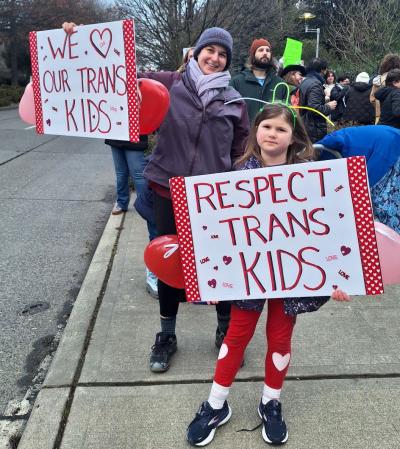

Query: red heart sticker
left=223, top=256, right=232, bottom=265
left=208, top=279, right=217, bottom=288
left=340, top=245, right=351, bottom=256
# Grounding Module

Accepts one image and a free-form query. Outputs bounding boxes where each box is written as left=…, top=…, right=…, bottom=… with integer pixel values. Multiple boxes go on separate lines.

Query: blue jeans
left=111, top=147, right=157, bottom=240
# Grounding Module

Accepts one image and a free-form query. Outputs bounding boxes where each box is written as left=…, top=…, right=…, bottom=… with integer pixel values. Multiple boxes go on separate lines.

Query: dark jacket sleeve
left=307, top=82, right=332, bottom=115
left=330, top=85, right=348, bottom=102
left=392, top=89, right=400, bottom=117
left=230, top=102, right=249, bottom=163
left=137, top=71, right=181, bottom=91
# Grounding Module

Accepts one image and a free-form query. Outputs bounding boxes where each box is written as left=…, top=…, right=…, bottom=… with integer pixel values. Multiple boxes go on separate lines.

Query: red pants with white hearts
left=214, top=300, right=296, bottom=389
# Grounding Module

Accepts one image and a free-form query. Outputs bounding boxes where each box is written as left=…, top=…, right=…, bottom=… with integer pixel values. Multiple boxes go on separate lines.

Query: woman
left=323, top=69, right=336, bottom=102
left=279, top=64, right=306, bottom=105
left=370, top=53, right=400, bottom=124
left=177, top=47, right=194, bottom=73
left=138, top=28, right=249, bottom=372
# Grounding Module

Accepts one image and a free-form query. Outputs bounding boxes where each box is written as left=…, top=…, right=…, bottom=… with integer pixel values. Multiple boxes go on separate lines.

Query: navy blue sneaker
left=187, top=401, right=232, bottom=446
left=258, top=400, right=288, bottom=445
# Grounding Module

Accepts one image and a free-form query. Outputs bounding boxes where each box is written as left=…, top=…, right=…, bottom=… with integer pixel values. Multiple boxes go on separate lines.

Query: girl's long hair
left=236, top=104, right=315, bottom=167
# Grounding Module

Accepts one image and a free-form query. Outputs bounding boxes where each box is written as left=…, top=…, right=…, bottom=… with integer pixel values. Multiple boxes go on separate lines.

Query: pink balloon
left=19, top=82, right=36, bottom=125
left=375, top=221, right=400, bottom=285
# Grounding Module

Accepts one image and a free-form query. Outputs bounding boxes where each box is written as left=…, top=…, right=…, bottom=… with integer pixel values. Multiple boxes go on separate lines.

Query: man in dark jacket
left=230, top=38, right=286, bottom=124
left=375, top=68, right=400, bottom=129
left=342, top=72, right=375, bottom=125
left=299, top=58, right=337, bottom=142
left=330, top=75, right=350, bottom=122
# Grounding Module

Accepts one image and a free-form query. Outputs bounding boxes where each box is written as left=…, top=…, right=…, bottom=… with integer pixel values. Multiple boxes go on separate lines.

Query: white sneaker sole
left=258, top=407, right=288, bottom=444
left=194, top=405, right=232, bottom=447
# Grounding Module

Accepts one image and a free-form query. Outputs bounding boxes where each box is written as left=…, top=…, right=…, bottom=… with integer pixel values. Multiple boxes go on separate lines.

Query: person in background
left=299, top=58, right=337, bottom=142
left=323, top=69, right=336, bottom=102
left=329, top=74, right=350, bottom=123
left=230, top=38, right=286, bottom=124
left=375, top=68, right=400, bottom=129
left=105, top=136, right=159, bottom=298
left=177, top=47, right=194, bottom=73
left=370, top=53, right=400, bottom=124
left=342, top=72, right=375, bottom=126
left=279, top=64, right=306, bottom=105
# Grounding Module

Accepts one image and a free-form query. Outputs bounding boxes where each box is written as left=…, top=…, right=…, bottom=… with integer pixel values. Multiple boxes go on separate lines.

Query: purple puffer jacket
left=234, top=156, right=330, bottom=316
left=139, top=69, right=249, bottom=188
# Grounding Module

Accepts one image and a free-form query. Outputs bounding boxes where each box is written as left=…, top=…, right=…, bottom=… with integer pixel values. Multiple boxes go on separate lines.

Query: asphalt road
left=0, top=107, right=116, bottom=414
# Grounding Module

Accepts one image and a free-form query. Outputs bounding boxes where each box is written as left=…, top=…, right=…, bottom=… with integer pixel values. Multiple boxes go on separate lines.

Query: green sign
left=283, top=38, right=303, bottom=67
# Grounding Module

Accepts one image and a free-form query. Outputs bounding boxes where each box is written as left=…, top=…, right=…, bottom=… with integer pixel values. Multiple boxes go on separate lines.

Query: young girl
left=186, top=104, right=350, bottom=447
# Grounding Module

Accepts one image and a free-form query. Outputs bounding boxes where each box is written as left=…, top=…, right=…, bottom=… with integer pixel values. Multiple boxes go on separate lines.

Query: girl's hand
left=331, top=288, right=351, bottom=302
left=207, top=300, right=219, bottom=305
left=62, top=22, right=78, bottom=34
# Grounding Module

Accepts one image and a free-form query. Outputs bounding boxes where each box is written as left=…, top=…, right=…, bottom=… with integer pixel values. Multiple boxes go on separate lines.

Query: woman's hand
left=331, top=288, right=351, bottom=302
left=62, top=22, right=78, bottom=34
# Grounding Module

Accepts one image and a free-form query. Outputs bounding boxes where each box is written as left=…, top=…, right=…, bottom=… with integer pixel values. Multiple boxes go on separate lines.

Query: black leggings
left=154, top=192, right=231, bottom=318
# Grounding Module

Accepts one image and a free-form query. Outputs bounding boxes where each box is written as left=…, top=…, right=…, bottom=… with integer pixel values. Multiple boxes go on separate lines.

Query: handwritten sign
left=29, top=20, right=139, bottom=141
left=283, top=38, right=303, bottom=67
left=170, top=157, right=383, bottom=302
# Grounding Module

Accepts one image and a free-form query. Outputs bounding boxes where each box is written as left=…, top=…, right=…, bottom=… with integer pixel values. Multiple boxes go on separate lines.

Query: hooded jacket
left=230, top=67, right=286, bottom=124
left=138, top=69, right=249, bottom=189
left=342, top=82, right=375, bottom=124
left=299, top=72, right=332, bottom=143
left=375, top=86, right=400, bottom=129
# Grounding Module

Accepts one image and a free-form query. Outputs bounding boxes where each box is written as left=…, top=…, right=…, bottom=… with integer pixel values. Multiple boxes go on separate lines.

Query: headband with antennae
left=224, top=81, right=335, bottom=128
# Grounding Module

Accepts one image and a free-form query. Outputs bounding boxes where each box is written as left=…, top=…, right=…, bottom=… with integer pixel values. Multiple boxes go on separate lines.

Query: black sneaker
left=187, top=401, right=232, bottom=446
left=258, top=400, right=288, bottom=445
left=149, top=332, right=177, bottom=372
left=215, top=327, right=226, bottom=349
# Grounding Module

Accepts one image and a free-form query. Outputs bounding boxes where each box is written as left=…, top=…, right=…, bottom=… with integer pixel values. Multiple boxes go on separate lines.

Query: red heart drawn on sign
left=208, top=279, right=217, bottom=288
left=46, top=119, right=51, bottom=126
left=90, top=28, right=112, bottom=58
left=339, top=213, right=344, bottom=218
left=223, top=256, right=232, bottom=265
left=202, top=225, right=207, bottom=230
left=340, top=245, right=351, bottom=256
left=332, top=284, right=338, bottom=290
left=213, top=266, right=218, bottom=271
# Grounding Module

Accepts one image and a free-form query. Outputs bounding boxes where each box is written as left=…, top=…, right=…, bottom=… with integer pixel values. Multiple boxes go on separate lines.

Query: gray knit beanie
left=193, top=27, right=233, bottom=70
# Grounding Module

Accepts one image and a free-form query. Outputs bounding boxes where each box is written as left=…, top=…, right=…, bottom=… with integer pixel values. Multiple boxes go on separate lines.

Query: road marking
left=24, top=125, right=36, bottom=130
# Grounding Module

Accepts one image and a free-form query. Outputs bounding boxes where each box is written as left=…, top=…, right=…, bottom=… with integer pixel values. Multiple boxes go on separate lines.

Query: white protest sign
left=29, top=20, right=139, bottom=141
left=170, top=157, right=383, bottom=302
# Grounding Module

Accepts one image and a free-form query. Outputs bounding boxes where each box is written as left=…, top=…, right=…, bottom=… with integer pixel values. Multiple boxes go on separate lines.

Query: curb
left=17, top=211, right=124, bottom=449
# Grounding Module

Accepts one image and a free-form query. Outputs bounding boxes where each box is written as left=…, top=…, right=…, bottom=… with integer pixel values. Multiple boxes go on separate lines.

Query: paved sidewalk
left=18, top=205, right=400, bottom=449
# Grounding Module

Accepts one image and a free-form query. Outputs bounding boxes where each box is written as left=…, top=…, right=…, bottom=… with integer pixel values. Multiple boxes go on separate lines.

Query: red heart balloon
left=138, top=79, right=170, bottom=134
left=144, top=234, right=184, bottom=289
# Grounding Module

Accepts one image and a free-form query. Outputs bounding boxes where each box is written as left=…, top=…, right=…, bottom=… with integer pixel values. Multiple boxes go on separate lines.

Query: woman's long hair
left=236, top=104, right=315, bottom=167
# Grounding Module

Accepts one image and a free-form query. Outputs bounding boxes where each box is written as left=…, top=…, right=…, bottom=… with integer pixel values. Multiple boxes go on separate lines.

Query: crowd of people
left=60, top=22, right=400, bottom=447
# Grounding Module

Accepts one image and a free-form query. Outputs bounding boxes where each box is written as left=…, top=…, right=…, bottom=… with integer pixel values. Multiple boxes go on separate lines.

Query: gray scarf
left=187, top=58, right=231, bottom=106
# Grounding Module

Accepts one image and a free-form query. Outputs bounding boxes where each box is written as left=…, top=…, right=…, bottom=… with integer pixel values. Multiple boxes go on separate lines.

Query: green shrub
left=0, top=84, right=25, bottom=107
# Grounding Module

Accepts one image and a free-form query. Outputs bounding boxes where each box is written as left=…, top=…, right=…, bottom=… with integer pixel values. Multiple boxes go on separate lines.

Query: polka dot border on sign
left=347, top=156, right=383, bottom=295
left=170, top=177, right=201, bottom=302
left=123, top=19, right=140, bottom=143
left=29, top=31, right=43, bottom=134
